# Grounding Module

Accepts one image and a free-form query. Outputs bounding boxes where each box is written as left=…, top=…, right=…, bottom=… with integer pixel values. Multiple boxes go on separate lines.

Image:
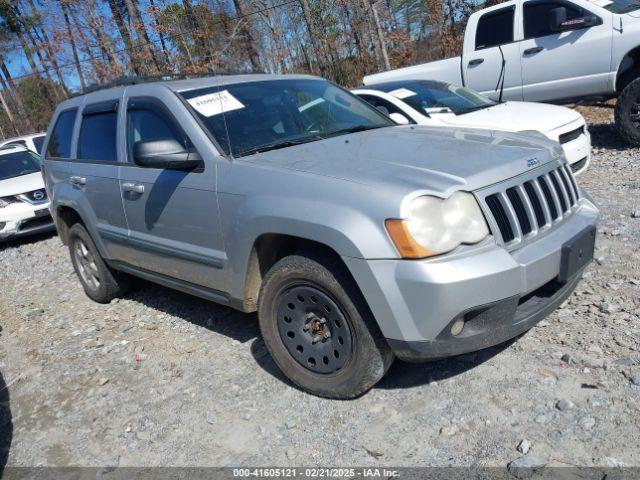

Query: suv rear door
left=117, top=90, right=226, bottom=291
left=71, top=96, right=129, bottom=259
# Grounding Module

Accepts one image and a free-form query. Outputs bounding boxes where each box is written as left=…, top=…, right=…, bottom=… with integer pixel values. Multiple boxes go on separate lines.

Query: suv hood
left=435, top=101, right=582, bottom=134
left=0, top=172, right=44, bottom=197
left=241, top=125, right=561, bottom=194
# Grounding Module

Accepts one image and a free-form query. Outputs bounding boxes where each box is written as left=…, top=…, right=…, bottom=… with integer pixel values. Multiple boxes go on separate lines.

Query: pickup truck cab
left=353, top=79, right=591, bottom=174
left=42, top=74, right=598, bottom=398
left=364, top=0, right=640, bottom=144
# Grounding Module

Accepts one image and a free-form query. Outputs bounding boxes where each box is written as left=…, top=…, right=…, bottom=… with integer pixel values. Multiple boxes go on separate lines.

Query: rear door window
left=77, top=110, right=118, bottom=162
left=475, top=8, right=515, bottom=49
left=46, top=109, right=77, bottom=158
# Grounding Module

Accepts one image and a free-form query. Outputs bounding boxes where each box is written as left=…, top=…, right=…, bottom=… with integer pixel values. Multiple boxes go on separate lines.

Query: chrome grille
left=481, top=164, right=580, bottom=248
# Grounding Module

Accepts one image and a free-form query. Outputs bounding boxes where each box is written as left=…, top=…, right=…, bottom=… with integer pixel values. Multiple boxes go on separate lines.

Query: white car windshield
left=369, top=80, right=496, bottom=116
left=0, top=150, right=41, bottom=181
left=180, top=79, right=393, bottom=158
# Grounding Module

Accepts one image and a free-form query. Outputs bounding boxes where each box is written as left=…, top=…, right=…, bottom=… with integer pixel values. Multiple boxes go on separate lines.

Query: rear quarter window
left=46, top=109, right=78, bottom=158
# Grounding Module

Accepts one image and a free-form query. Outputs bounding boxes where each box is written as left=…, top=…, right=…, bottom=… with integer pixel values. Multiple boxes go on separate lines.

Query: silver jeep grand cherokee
left=42, top=74, right=598, bottom=398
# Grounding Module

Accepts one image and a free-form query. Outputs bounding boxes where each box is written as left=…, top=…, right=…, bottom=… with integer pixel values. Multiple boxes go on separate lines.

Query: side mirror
left=550, top=7, right=600, bottom=32
left=389, top=112, right=410, bottom=125
left=133, top=138, right=202, bottom=169
left=376, top=105, right=390, bottom=116
left=550, top=7, right=567, bottom=31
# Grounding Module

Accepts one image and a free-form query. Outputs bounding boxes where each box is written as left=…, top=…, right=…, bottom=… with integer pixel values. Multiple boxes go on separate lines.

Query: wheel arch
left=55, top=205, right=85, bottom=245
left=616, top=46, right=640, bottom=93
left=241, top=233, right=360, bottom=313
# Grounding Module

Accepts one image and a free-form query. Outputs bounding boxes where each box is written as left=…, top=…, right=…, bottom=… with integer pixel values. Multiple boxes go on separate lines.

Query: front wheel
left=258, top=254, right=394, bottom=399
left=615, top=76, right=640, bottom=146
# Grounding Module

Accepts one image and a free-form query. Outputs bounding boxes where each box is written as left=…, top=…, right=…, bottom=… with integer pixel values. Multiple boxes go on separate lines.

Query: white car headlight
left=0, top=197, right=11, bottom=208
left=386, top=191, right=489, bottom=258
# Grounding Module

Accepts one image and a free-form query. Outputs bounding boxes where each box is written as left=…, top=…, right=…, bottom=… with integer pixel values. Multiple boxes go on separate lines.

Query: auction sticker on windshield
left=187, top=90, right=245, bottom=117
left=388, top=88, right=417, bottom=99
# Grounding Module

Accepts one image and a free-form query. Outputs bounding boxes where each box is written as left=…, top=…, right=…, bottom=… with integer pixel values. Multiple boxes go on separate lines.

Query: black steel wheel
left=276, top=284, right=353, bottom=374
left=615, top=76, right=640, bottom=146
left=258, top=254, right=394, bottom=399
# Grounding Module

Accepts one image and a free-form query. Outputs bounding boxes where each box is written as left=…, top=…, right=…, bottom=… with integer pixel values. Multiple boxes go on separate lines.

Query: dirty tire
left=68, top=223, right=130, bottom=304
left=258, top=254, right=394, bottom=399
left=615, top=76, right=640, bottom=146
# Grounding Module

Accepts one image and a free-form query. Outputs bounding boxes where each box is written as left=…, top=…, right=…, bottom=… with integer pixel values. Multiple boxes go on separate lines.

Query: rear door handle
left=122, top=182, right=144, bottom=194
left=468, top=58, right=484, bottom=67
left=523, top=47, right=544, bottom=55
left=69, top=176, right=86, bottom=186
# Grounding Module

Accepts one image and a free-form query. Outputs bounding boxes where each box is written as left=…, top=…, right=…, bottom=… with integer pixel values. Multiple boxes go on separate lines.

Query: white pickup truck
left=364, top=0, right=640, bottom=144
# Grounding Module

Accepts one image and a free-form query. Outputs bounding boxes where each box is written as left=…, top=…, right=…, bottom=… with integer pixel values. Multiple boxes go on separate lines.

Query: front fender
left=218, top=193, right=400, bottom=301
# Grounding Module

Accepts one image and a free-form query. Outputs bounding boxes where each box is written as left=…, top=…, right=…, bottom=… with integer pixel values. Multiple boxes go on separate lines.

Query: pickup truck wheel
left=258, top=254, right=394, bottom=399
left=68, top=223, right=130, bottom=303
left=615, top=76, right=640, bottom=146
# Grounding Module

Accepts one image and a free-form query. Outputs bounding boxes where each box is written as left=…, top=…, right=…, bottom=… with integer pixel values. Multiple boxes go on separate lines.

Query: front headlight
left=0, top=197, right=11, bottom=208
left=386, top=191, right=489, bottom=258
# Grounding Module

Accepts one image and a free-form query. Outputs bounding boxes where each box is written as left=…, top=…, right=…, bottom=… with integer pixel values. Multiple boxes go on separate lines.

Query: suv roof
left=71, top=73, right=318, bottom=100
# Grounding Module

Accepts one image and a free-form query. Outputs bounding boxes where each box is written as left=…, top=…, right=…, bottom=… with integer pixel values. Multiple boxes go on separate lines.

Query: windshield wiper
left=324, top=124, right=387, bottom=139
left=234, top=136, right=324, bottom=158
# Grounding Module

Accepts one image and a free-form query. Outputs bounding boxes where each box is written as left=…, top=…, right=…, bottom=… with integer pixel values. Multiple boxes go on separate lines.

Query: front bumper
left=0, top=203, right=55, bottom=240
left=343, top=196, right=598, bottom=362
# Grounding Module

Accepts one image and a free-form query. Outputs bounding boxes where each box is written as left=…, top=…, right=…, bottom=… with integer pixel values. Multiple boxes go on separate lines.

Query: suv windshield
left=370, top=80, right=496, bottom=116
left=595, top=0, right=640, bottom=13
left=0, top=150, right=41, bottom=181
left=180, top=78, right=393, bottom=157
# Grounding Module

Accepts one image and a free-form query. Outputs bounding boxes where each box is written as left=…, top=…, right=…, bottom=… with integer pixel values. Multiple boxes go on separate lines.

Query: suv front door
left=520, top=0, right=613, bottom=101
left=118, top=94, right=226, bottom=292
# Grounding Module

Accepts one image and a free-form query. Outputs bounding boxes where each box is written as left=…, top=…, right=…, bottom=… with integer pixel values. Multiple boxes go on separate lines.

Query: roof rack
left=77, top=70, right=265, bottom=97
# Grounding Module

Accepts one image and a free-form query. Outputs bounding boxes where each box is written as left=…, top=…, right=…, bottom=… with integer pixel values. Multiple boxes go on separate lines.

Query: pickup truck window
left=77, top=111, right=118, bottom=162
left=524, top=1, right=588, bottom=39
left=180, top=79, right=392, bottom=158
left=32, top=135, right=45, bottom=154
left=475, top=7, right=514, bottom=50
left=46, top=109, right=77, bottom=159
left=599, top=0, right=640, bottom=12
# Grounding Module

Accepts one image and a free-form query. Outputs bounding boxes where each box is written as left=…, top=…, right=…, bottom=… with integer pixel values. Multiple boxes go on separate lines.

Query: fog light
left=450, top=316, right=465, bottom=336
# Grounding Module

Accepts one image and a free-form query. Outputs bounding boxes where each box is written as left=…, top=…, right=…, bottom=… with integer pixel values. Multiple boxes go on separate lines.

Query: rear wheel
left=615, top=76, right=640, bottom=146
left=258, top=254, right=394, bottom=399
left=68, top=223, right=130, bottom=303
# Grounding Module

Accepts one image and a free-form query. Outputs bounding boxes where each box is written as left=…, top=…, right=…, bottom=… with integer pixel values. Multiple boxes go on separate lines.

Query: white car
left=0, top=145, right=54, bottom=240
left=353, top=80, right=591, bottom=175
left=0, top=132, right=47, bottom=155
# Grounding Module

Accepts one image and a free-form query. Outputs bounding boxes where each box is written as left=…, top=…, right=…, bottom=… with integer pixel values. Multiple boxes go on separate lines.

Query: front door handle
left=468, top=58, right=484, bottom=67
left=523, top=47, right=544, bottom=56
left=122, top=182, right=144, bottom=194
left=69, top=176, right=86, bottom=186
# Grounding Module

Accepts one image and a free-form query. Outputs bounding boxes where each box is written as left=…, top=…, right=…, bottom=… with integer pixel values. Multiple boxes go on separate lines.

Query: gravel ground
left=1, top=111, right=639, bottom=471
